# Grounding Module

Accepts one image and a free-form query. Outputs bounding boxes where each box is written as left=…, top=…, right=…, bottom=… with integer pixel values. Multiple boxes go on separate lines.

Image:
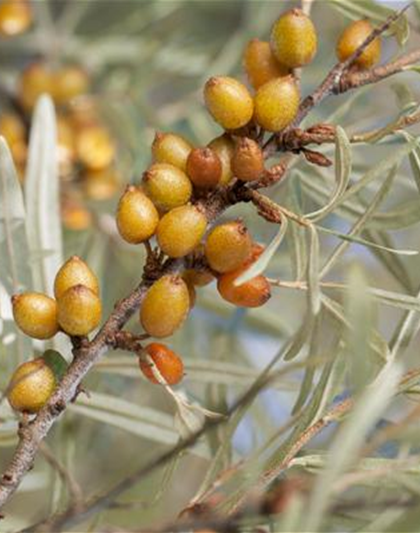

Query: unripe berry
left=336, top=19, right=381, bottom=69
left=83, top=167, right=121, bottom=201
left=254, top=77, right=300, bottom=132
left=140, top=343, right=184, bottom=385
left=76, top=125, right=115, bottom=170
left=243, top=39, right=289, bottom=90
left=183, top=268, right=214, bottom=287
left=116, top=186, right=159, bottom=244
left=143, top=163, right=192, bottom=211
left=208, top=134, right=235, bottom=186
left=54, top=255, right=99, bottom=299
left=7, top=358, right=56, bottom=414
left=232, top=138, right=265, bottom=182
left=157, top=205, right=207, bottom=258
left=0, top=0, right=32, bottom=37
left=140, top=275, right=190, bottom=338
left=204, top=77, right=253, bottom=130
left=53, top=65, right=89, bottom=106
left=12, top=292, right=59, bottom=340
left=19, top=62, right=52, bottom=111
left=152, top=132, right=192, bottom=172
left=205, top=221, right=252, bottom=274
left=270, top=9, right=317, bottom=68
left=57, top=284, right=102, bottom=336
left=217, top=268, right=271, bottom=308
left=186, top=147, right=222, bottom=189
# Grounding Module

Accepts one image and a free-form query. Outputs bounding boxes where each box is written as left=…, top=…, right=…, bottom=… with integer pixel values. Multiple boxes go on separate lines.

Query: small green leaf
left=42, top=350, right=68, bottom=382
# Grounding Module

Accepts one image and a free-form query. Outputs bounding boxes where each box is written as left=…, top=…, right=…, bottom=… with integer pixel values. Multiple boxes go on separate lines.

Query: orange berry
left=18, top=62, right=53, bottom=111
left=54, top=255, right=99, bottom=299
left=53, top=65, right=89, bottom=106
left=143, top=163, right=192, bottom=211
left=140, top=275, right=190, bottom=338
left=12, top=292, right=58, bottom=340
left=218, top=267, right=271, bottom=308
left=140, top=343, right=184, bottom=385
left=208, top=134, right=235, bottom=186
left=254, top=77, right=300, bottom=132
left=62, top=201, right=92, bottom=231
left=336, top=19, right=381, bottom=69
left=151, top=132, right=192, bottom=172
left=243, top=39, right=289, bottom=89
left=57, top=284, right=102, bottom=336
left=204, top=76, right=253, bottom=130
left=270, top=8, right=317, bottom=68
left=186, top=147, right=222, bottom=189
left=76, top=125, right=115, bottom=170
left=0, top=112, right=25, bottom=145
left=83, top=167, right=121, bottom=201
left=0, top=0, right=32, bottom=37
left=205, top=220, right=253, bottom=274
left=157, top=205, right=207, bottom=258
left=116, top=186, right=159, bottom=244
left=231, top=138, right=265, bottom=182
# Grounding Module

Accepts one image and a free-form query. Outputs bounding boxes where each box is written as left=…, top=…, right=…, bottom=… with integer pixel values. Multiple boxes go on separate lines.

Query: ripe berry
left=53, top=65, right=89, bottom=106
left=254, top=77, right=300, bottom=132
left=57, top=284, right=102, bottom=336
left=205, top=220, right=252, bottom=274
left=140, top=275, right=190, bottom=338
left=12, top=292, right=58, bottom=340
left=336, top=19, right=381, bottom=69
left=54, top=255, right=100, bottom=299
left=152, top=132, right=192, bottom=172
left=217, top=267, right=271, bottom=308
left=83, top=167, right=121, bottom=201
left=157, top=205, right=207, bottom=258
left=19, top=62, right=52, bottom=111
left=0, top=0, right=32, bottom=37
left=186, top=147, right=222, bottom=189
left=204, top=76, right=253, bottom=130
left=140, top=343, right=184, bottom=385
left=76, top=125, right=115, bottom=170
left=270, top=9, right=317, bottom=68
left=0, top=112, right=27, bottom=169
left=183, top=268, right=214, bottom=287
left=143, top=163, right=192, bottom=211
left=62, top=200, right=92, bottom=231
left=7, top=358, right=56, bottom=414
left=232, top=138, right=265, bottom=182
left=208, top=134, right=235, bottom=186
left=244, top=39, right=289, bottom=89
left=116, top=186, right=159, bottom=244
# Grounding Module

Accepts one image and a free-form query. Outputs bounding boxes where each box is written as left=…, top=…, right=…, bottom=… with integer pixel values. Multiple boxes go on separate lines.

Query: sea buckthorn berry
left=143, top=163, right=192, bottom=211
left=254, top=77, right=300, bottom=132
left=0, top=113, right=25, bottom=145
left=152, top=132, right=192, bottom=172
left=116, top=186, right=159, bottom=244
left=205, top=221, right=253, bottom=274
left=57, top=284, right=102, bottom=336
left=12, top=293, right=58, bottom=340
left=140, top=275, right=190, bottom=338
left=270, top=8, right=317, bottom=68
left=186, top=147, right=222, bottom=189
left=76, top=125, right=115, bottom=170
left=244, top=39, right=290, bottom=90
left=183, top=268, right=214, bottom=287
left=336, top=19, right=381, bottom=69
left=83, top=168, right=121, bottom=201
left=204, top=76, right=254, bottom=130
left=217, top=267, right=271, bottom=308
left=232, top=138, right=265, bottom=182
left=140, top=343, right=184, bottom=385
left=7, top=358, right=56, bottom=414
left=53, top=65, right=89, bottom=106
left=62, top=200, right=92, bottom=231
left=208, top=134, right=235, bottom=186
left=157, top=205, right=207, bottom=258
left=0, top=0, right=32, bottom=37
left=54, top=255, right=100, bottom=299
left=19, top=62, right=53, bottom=111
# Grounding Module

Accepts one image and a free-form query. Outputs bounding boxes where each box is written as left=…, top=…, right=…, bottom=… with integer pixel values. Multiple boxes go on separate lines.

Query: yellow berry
left=7, top=358, right=56, bottom=414
left=157, top=205, right=207, bottom=258
left=62, top=200, right=92, bottom=231
left=76, top=125, right=115, bottom=170
left=186, top=147, right=222, bottom=189
left=208, top=134, right=235, bottom=186
left=0, top=0, right=32, bottom=37
left=12, top=292, right=58, bottom=340
left=217, top=267, right=271, bottom=308
left=204, top=76, right=254, bottom=130
left=18, top=62, right=53, bottom=111
left=0, top=112, right=25, bottom=145
left=336, top=19, right=381, bottom=69
left=140, top=343, right=184, bottom=385
left=270, top=8, right=317, bottom=68
left=140, top=275, right=190, bottom=338
left=152, top=132, right=192, bottom=172
left=54, top=255, right=99, bottom=299
left=143, top=163, right=192, bottom=211
left=205, top=221, right=253, bottom=274
left=232, top=138, right=265, bottom=182
left=243, top=39, right=290, bottom=90
left=116, top=186, right=159, bottom=244
left=53, top=65, right=89, bottom=106
left=83, top=167, right=121, bottom=201
left=254, top=77, right=300, bottom=132
left=57, top=284, right=102, bottom=336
